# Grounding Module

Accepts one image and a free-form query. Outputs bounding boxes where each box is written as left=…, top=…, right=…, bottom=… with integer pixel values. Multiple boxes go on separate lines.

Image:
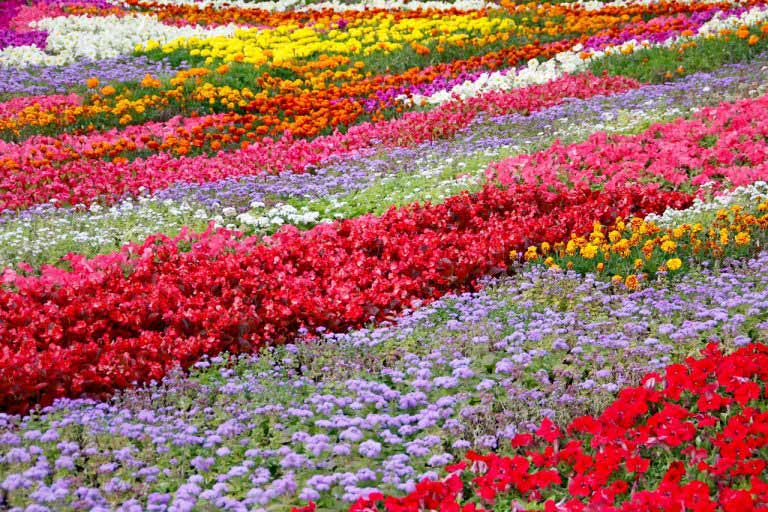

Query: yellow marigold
left=566, top=240, right=578, bottom=256
left=580, top=244, right=598, bottom=260
left=660, top=240, right=677, bottom=253
left=625, top=275, right=639, bottom=290
left=608, top=230, right=622, bottom=243
left=634, top=258, right=644, bottom=270
left=720, top=228, right=730, bottom=245
left=544, top=257, right=555, bottom=267
left=540, top=242, right=550, bottom=254
left=735, top=231, right=751, bottom=245
left=611, top=275, right=624, bottom=285
left=672, top=227, right=685, bottom=239
left=667, top=258, right=682, bottom=271
left=596, top=262, right=605, bottom=272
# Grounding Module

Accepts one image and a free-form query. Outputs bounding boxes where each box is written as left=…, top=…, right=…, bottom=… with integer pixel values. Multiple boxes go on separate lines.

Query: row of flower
left=1, top=178, right=766, bottom=509
left=4, top=0, right=768, bottom=510
left=1, top=57, right=765, bottom=272
left=0, top=72, right=642, bottom=210
left=6, top=81, right=768, bottom=411
left=2, top=1, right=767, bottom=217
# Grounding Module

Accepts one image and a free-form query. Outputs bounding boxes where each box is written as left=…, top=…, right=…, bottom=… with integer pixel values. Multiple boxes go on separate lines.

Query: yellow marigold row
left=137, top=11, right=516, bottom=66
left=513, top=200, right=768, bottom=290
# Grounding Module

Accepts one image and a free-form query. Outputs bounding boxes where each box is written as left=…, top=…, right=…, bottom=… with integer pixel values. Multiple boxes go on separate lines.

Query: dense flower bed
left=0, top=183, right=690, bottom=413
left=3, top=0, right=768, bottom=509
left=0, top=72, right=641, bottom=210
left=344, top=341, right=768, bottom=511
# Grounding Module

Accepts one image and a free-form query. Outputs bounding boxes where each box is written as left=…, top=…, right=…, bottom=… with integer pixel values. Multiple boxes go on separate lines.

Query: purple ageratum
left=358, top=440, right=382, bottom=458
left=0, top=55, right=187, bottom=98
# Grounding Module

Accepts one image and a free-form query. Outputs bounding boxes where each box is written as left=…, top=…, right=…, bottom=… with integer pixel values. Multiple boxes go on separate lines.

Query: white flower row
left=0, top=13, right=242, bottom=68
left=106, top=0, right=492, bottom=12
left=0, top=196, right=210, bottom=270
left=646, top=182, right=768, bottom=227
left=405, top=3, right=768, bottom=106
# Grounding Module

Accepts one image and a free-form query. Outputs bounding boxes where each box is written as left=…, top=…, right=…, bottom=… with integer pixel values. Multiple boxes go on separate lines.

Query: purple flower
left=358, top=440, right=382, bottom=458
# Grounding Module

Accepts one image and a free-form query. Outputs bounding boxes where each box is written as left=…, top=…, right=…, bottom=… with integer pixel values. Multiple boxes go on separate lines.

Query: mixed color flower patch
left=2, top=0, right=768, bottom=510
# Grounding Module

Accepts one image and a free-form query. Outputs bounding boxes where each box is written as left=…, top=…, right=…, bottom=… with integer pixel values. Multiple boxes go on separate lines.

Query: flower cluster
left=522, top=198, right=768, bottom=284
left=344, top=341, right=768, bottom=511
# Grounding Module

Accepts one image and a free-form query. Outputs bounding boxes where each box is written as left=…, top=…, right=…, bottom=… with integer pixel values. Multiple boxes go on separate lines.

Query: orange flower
left=140, top=74, right=161, bottom=88
left=749, top=34, right=760, bottom=45
left=100, top=85, right=116, bottom=96
left=625, top=275, right=639, bottom=290
left=86, top=77, right=100, bottom=88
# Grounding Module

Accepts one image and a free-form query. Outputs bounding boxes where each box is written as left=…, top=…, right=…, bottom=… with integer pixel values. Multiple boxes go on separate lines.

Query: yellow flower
left=580, top=244, right=598, bottom=259
left=735, top=231, right=751, bottom=245
left=596, top=262, right=605, bottom=272
left=540, top=242, right=550, bottom=254
left=720, top=228, right=730, bottom=246
left=667, top=258, right=682, bottom=271
left=634, top=258, right=644, bottom=270
left=611, top=275, right=624, bottom=285
left=608, top=230, right=622, bottom=243
left=660, top=240, right=677, bottom=253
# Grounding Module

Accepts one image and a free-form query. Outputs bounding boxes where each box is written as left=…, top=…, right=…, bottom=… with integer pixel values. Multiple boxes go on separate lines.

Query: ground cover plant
left=3, top=0, right=768, bottom=510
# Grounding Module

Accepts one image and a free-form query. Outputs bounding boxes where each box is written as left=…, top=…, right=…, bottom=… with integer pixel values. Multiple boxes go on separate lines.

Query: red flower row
left=339, top=342, right=768, bottom=512
left=0, top=183, right=690, bottom=413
